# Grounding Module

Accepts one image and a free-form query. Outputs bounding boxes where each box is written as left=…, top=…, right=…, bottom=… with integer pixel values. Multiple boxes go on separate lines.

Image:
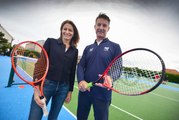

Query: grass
left=17, top=60, right=35, bottom=77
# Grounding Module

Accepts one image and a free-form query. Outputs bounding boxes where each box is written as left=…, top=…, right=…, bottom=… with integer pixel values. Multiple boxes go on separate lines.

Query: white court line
left=63, top=106, right=77, bottom=119
left=111, top=104, right=143, bottom=120
left=74, top=86, right=143, bottom=120
left=150, top=92, right=179, bottom=103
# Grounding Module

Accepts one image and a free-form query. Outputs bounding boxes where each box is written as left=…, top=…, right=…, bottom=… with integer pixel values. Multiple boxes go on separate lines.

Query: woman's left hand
left=65, top=91, right=72, bottom=104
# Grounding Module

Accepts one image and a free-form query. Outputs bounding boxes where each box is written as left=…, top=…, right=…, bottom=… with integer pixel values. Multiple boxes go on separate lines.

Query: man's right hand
left=78, top=80, right=90, bottom=92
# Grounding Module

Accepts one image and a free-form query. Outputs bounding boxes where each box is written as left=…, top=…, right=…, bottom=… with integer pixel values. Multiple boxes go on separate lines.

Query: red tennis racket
left=88, top=48, right=165, bottom=96
left=11, top=41, right=49, bottom=116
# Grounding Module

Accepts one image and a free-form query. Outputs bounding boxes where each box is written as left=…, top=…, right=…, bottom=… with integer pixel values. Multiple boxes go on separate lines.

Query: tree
left=0, top=32, right=8, bottom=43
left=0, top=32, right=10, bottom=55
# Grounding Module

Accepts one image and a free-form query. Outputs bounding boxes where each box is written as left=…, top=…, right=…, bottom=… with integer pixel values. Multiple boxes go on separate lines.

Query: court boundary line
left=150, top=92, right=179, bottom=103
left=63, top=106, right=77, bottom=119
left=111, top=104, right=143, bottom=120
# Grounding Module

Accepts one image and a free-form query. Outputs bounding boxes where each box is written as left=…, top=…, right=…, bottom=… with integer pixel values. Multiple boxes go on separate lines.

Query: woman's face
left=62, top=23, right=74, bottom=41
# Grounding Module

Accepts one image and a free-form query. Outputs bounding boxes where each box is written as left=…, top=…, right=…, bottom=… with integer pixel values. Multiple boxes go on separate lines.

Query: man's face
left=94, top=18, right=110, bottom=40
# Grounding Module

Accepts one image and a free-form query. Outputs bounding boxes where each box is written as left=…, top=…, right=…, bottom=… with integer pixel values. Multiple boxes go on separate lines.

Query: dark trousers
left=77, top=91, right=110, bottom=120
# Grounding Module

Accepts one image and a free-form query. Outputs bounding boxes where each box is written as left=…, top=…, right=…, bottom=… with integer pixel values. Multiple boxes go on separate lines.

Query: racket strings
left=12, top=43, right=48, bottom=83
left=33, top=52, right=47, bottom=81
left=108, top=58, right=122, bottom=81
left=13, top=56, right=35, bottom=81
left=108, top=50, right=164, bottom=95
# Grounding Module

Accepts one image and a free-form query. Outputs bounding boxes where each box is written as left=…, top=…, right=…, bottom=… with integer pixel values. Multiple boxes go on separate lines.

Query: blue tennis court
left=0, top=56, right=76, bottom=120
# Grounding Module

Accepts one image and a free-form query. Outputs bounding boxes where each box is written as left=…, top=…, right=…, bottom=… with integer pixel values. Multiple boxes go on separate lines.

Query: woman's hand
left=65, top=91, right=72, bottom=104
left=34, top=89, right=45, bottom=108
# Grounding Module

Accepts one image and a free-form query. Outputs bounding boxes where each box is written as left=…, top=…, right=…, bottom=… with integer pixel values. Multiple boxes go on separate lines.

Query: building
left=0, top=24, right=14, bottom=55
left=166, top=69, right=179, bottom=75
left=0, top=24, right=14, bottom=45
left=25, top=40, right=45, bottom=52
left=36, top=40, right=45, bottom=46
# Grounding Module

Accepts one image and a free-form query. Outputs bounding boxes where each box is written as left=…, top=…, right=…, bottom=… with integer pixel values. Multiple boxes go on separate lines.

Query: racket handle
left=41, top=98, right=48, bottom=116
left=87, top=82, right=93, bottom=88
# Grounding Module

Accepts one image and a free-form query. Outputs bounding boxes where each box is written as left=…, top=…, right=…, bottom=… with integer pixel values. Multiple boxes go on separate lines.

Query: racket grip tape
left=87, top=82, right=93, bottom=88
left=41, top=98, right=48, bottom=116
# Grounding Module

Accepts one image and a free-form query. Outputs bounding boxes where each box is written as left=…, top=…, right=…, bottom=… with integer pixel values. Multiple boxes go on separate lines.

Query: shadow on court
left=0, top=56, right=76, bottom=120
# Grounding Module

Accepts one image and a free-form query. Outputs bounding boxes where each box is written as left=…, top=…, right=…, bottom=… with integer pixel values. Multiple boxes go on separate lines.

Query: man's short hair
left=96, top=13, right=110, bottom=24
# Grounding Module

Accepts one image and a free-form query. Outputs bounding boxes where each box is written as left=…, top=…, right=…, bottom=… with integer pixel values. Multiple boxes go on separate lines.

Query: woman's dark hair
left=60, top=20, right=80, bottom=47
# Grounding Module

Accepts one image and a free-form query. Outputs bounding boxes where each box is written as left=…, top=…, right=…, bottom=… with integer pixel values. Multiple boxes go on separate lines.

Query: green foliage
left=0, top=32, right=10, bottom=55
left=0, top=32, right=8, bottom=43
left=123, top=66, right=161, bottom=79
left=23, top=49, right=40, bottom=58
left=166, top=72, right=179, bottom=83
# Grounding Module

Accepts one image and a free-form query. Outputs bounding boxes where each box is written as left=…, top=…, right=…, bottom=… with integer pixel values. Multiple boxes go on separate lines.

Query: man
left=77, top=13, right=122, bottom=120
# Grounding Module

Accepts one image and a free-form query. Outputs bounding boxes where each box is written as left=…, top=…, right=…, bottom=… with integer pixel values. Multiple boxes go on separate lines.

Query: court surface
left=0, top=56, right=179, bottom=120
left=0, top=56, right=76, bottom=120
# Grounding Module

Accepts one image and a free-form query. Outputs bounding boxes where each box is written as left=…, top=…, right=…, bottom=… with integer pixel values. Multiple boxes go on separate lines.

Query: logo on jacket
left=89, top=48, right=94, bottom=52
left=104, top=47, right=109, bottom=51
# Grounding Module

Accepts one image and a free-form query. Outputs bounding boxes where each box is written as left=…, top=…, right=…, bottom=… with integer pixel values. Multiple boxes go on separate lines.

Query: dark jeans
left=77, top=91, right=110, bottom=120
left=28, top=79, right=69, bottom=120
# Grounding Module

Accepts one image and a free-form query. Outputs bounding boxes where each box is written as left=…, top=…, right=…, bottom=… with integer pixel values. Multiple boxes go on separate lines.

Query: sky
left=0, top=0, right=179, bottom=71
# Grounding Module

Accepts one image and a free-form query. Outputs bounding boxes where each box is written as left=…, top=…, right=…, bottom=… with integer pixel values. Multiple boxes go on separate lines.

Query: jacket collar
left=94, top=38, right=109, bottom=44
left=57, top=38, right=76, bottom=50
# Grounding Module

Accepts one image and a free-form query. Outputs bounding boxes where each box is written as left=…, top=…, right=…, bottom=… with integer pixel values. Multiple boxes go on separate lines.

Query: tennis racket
left=88, top=48, right=165, bottom=96
left=11, top=41, right=49, bottom=116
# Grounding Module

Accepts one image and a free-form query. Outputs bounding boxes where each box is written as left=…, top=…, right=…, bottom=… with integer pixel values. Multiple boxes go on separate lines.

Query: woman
left=28, top=20, right=80, bottom=120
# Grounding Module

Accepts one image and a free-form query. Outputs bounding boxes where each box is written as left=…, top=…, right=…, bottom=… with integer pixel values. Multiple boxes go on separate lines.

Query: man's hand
left=78, top=80, right=90, bottom=92
left=95, top=74, right=113, bottom=90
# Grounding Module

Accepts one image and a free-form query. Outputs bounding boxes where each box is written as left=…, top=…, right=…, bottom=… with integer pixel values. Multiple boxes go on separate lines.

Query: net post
left=6, top=65, right=15, bottom=87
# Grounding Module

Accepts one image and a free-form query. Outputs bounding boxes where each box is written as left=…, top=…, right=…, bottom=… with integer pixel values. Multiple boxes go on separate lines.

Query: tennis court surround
left=1, top=56, right=179, bottom=120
